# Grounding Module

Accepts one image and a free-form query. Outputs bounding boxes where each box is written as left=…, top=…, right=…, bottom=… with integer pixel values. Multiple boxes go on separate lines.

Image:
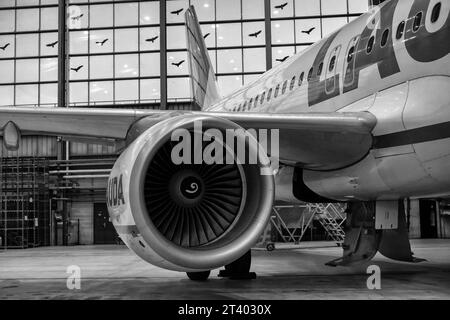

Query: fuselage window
left=347, top=46, right=355, bottom=62
left=260, top=92, right=266, bottom=104
left=307, top=67, right=314, bottom=81
left=381, top=28, right=389, bottom=47
left=431, top=2, right=441, bottom=23
left=242, top=101, right=247, bottom=111
left=289, top=76, right=296, bottom=91
left=317, top=62, right=323, bottom=76
left=329, top=56, right=336, bottom=72
left=298, top=72, right=304, bottom=86
left=396, top=21, right=405, bottom=39
left=248, top=98, right=253, bottom=110
left=366, top=36, right=375, bottom=54
left=254, top=95, right=259, bottom=108
left=413, top=12, right=422, bottom=32
left=267, top=88, right=273, bottom=101
left=274, top=84, right=280, bottom=98
left=282, top=80, right=288, bottom=94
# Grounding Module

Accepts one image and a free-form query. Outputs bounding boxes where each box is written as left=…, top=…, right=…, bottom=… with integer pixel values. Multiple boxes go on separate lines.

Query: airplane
left=0, top=0, right=449, bottom=281
left=249, top=30, right=262, bottom=38
left=275, top=2, right=288, bottom=10
left=0, top=43, right=10, bottom=50
left=276, top=56, right=289, bottom=63
left=301, top=27, right=316, bottom=35
left=96, top=38, right=108, bottom=46
left=70, top=65, right=83, bottom=72
left=146, top=36, right=159, bottom=43
left=46, top=41, right=58, bottom=48
left=203, top=33, right=211, bottom=39
left=171, top=8, right=184, bottom=15
left=171, top=60, right=185, bottom=67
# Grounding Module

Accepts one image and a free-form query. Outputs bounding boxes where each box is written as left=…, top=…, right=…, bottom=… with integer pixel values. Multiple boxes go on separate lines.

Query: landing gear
left=186, top=270, right=210, bottom=281
left=218, top=250, right=256, bottom=280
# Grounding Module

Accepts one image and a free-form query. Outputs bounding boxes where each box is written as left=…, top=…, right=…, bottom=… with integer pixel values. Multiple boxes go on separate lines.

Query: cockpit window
left=413, top=12, right=422, bottom=32
left=431, top=2, right=441, bottom=23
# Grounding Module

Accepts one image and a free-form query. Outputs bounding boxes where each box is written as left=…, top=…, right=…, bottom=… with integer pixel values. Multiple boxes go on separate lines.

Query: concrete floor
left=0, top=239, right=449, bottom=299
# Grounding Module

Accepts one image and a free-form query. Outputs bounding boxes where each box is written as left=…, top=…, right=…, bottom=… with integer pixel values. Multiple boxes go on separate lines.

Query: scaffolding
left=0, top=157, right=50, bottom=249
left=260, top=203, right=347, bottom=251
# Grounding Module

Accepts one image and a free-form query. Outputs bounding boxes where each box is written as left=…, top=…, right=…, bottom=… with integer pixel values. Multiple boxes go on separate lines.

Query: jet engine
left=107, top=114, right=274, bottom=272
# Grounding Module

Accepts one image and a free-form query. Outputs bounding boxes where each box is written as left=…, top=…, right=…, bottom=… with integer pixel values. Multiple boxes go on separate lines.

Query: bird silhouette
left=145, top=36, right=159, bottom=43
left=0, top=43, right=10, bottom=50
left=276, top=56, right=289, bottom=63
left=70, top=65, right=83, bottom=72
left=301, top=27, right=316, bottom=35
left=46, top=41, right=58, bottom=48
left=249, top=30, right=262, bottom=38
left=275, top=2, right=288, bottom=10
left=171, top=8, right=183, bottom=15
left=172, top=60, right=185, bottom=67
left=96, top=38, right=108, bottom=46
left=71, top=13, right=84, bottom=20
left=203, top=33, right=211, bottom=39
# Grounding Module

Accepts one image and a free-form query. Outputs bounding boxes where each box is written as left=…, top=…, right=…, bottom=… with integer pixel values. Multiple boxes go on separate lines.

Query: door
left=419, top=200, right=438, bottom=238
left=94, top=203, right=117, bottom=244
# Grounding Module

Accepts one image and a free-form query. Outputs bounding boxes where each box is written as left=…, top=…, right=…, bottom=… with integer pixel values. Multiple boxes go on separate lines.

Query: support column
left=160, top=0, right=168, bottom=109
left=264, top=0, right=272, bottom=71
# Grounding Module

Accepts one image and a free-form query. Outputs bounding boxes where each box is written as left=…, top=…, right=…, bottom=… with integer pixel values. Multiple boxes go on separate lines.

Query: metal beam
left=264, top=0, right=273, bottom=71
left=160, top=0, right=168, bottom=110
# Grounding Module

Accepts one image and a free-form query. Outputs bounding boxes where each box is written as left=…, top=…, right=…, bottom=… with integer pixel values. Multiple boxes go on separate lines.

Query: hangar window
left=347, top=46, right=355, bottom=62
left=289, top=76, right=296, bottom=91
left=274, top=84, right=280, bottom=98
left=329, top=56, right=336, bottom=72
left=267, top=88, right=273, bottom=101
left=431, top=3, right=441, bottom=23
left=307, top=67, right=314, bottom=81
left=366, top=36, right=375, bottom=54
left=298, top=72, right=304, bottom=86
left=381, top=29, right=389, bottom=47
left=413, top=12, right=422, bottom=32
left=396, top=21, right=405, bottom=39
left=260, top=92, right=266, bottom=104
left=282, top=80, right=288, bottom=94
left=317, top=62, right=323, bottom=76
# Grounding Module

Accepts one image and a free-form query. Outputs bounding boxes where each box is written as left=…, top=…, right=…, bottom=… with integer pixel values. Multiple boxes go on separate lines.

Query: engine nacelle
left=107, top=114, right=274, bottom=272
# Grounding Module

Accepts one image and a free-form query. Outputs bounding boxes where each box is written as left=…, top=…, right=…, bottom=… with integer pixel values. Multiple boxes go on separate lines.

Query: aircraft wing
left=0, top=107, right=376, bottom=170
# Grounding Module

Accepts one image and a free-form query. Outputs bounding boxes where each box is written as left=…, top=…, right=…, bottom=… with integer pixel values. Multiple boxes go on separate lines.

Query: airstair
left=259, top=203, right=347, bottom=250
left=308, top=203, right=346, bottom=243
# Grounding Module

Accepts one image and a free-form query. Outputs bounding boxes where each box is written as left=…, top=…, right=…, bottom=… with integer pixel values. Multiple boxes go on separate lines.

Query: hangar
left=0, top=0, right=449, bottom=300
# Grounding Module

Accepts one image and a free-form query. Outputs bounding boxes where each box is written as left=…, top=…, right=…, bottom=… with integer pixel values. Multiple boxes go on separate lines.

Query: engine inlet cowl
left=125, top=114, right=274, bottom=271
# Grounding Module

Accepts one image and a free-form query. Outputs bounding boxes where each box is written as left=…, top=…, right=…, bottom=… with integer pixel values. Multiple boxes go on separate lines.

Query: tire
left=226, top=250, right=251, bottom=274
left=186, top=271, right=210, bottom=281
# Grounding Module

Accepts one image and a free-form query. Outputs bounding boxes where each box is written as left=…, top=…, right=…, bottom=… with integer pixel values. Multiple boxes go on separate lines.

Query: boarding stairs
left=309, top=203, right=346, bottom=243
